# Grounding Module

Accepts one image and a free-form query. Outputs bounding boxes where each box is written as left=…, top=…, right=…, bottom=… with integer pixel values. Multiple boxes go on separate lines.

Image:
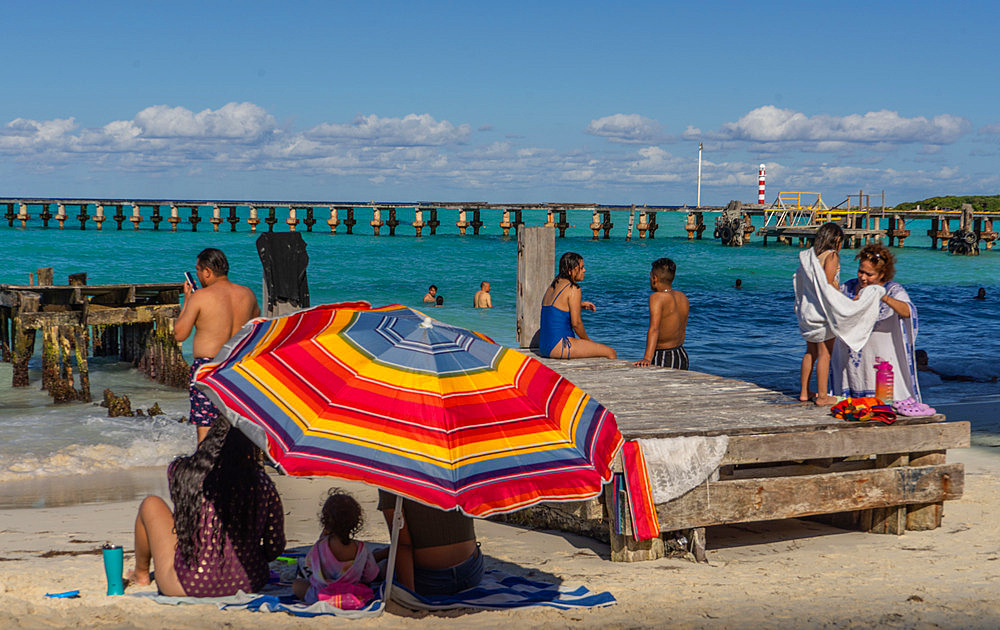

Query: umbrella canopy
left=194, top=303, right=623, bottom=517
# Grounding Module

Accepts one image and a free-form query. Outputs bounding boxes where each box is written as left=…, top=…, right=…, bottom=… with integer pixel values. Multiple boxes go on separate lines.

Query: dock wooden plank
left=539, top=358, right=946, bottom=438
left=722, top=422, right=970, bottom=464
left=655, top=464, right=964, bottom=531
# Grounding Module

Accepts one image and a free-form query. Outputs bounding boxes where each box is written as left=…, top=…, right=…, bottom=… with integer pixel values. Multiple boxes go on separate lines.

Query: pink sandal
left=893, top=398, right=936, bottom=417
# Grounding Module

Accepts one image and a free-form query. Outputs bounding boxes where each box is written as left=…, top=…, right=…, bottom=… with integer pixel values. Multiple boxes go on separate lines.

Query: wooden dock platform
left=502, top=358, right=969, bottom=562
left=0, top=275, right=189, bottom=401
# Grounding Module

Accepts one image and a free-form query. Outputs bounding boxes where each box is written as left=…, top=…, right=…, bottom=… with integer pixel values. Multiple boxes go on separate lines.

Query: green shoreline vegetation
left=894, top=194, right=1000, bottom=212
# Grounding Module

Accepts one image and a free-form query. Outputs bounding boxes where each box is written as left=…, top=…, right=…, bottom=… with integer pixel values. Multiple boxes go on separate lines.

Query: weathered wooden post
left=370, top=206, right=383, bottom=235
left=286, top=207, right=299, bottom=232
left=264, top=207, right=277, bottom=231
left=40, top=203, right=52, bottom=228
left=11, top=291, right=40, bottom=387
left=4, top=203, right=15, bottom=227
left=648, top=211, right=659, bottom=238
left=544, top=208, right=555, bottom=228
left=456, top=208, right=468, bottom=235
left=247, top=206, right=260, bottom=232
left=590, top=209, right=601, bottom=240
left=516, top=226, right=554, bottom=349
left=151, top=204, right=163, bottom=230
left=56, top=203, right=67, bottom=229
left=304, top=207, right=316, bottom=232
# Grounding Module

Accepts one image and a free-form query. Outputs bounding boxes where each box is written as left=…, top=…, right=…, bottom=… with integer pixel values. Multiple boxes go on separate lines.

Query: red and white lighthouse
left=758, top=164, right=766, bottom=205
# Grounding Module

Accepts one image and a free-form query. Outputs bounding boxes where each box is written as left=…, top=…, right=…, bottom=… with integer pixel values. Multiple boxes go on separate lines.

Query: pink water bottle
left=874, top=357, right=894, bottom=402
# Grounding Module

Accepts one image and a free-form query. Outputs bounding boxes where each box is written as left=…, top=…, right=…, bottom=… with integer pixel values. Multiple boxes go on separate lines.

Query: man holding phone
left=174, top=248, right=260, bottom=444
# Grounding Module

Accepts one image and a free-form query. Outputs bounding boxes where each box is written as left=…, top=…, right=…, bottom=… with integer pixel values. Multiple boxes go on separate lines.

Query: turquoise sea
left=1, top=209, right=998, bottom=492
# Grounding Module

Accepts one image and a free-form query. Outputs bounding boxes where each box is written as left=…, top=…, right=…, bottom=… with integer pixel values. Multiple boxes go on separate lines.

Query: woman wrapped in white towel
left=793, top=223, right=884, bottom=405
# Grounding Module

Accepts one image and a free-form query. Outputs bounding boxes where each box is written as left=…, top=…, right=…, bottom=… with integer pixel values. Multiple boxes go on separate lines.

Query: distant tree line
left=894, top=195, right=1000, bottom=212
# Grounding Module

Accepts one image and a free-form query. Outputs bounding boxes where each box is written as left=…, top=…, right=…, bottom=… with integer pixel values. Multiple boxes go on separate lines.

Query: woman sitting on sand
left=128, top=416, right=285, bottom=597
left=538, top=252, right=616, bottom=359
left=830, top=244, right=922, bottom=405
left=376, top=491, right=483, bottom=596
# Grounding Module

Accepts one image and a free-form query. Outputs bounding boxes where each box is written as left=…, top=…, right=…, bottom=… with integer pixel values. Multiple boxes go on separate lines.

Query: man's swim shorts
left=652, top=346, right=689, bottom=370
left=188, top=357, right=219, bottom=427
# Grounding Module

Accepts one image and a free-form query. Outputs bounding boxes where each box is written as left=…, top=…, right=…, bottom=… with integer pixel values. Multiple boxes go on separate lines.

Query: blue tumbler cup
left=102, top=544, right=125, bottom=596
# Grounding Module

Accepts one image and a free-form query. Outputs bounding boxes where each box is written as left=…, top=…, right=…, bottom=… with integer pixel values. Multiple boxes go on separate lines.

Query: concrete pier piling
left=2, top=197, right=999, bottom=251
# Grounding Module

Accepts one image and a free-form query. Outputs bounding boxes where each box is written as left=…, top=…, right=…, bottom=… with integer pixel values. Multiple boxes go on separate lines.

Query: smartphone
left=184, top=271, right=198, bottom=291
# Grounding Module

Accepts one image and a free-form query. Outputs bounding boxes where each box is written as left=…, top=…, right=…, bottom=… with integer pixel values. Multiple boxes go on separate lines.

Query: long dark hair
left=812, top=222, right=844, bottom=255
left=550, top=252, right=583, bottom=289
left=170, top=417, right=265, bottom=566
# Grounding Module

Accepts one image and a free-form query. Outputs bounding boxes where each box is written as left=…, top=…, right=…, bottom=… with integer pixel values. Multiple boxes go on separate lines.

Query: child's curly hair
left=319, top=488, right=364, bottom=545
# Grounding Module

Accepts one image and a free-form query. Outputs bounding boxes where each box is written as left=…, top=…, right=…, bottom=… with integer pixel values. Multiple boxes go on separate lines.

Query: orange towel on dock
left=621, top=440, right=660, bottom=541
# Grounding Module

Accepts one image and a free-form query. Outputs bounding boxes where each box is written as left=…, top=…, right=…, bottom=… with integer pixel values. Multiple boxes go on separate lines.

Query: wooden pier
left=504, top=358, right=969, bottom=562
left=0, top=272, right=189, bottom=402
left=508, top=226, right=968, bottom=561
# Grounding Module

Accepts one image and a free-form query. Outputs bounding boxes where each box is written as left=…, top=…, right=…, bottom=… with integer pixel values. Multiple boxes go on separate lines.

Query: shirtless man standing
left=633, top=257, right=690, bottom=370
left=473, top=281, right=492, bottom=308
left=174, top=248, right=260, bottom=444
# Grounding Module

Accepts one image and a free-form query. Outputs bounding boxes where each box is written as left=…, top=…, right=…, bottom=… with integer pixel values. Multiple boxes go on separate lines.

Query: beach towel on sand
left=139, top=570, right=615, bottom=616
left=793, top=248, right=885, bottom=351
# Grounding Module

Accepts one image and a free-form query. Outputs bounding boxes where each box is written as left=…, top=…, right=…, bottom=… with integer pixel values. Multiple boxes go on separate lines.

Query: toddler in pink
left=293, top=489, right=379, bottom=608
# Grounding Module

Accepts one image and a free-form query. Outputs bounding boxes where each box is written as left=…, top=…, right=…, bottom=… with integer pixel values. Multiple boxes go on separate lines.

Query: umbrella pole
left=381, top=495, right=404, bottom=609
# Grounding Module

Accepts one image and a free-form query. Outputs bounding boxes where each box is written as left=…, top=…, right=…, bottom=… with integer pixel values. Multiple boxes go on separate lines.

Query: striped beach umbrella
left=193, top=302, right=623, bottom=518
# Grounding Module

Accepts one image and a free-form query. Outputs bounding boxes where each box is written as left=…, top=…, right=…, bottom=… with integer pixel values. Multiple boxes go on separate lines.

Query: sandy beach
left=0, top=444, right=997, bottom=629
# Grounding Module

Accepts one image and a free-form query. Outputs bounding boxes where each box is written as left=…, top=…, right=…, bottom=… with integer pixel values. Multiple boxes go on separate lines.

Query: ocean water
left=1, top=210, right=998, bottom=485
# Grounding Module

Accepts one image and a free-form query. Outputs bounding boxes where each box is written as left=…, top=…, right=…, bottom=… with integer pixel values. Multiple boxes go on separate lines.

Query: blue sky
left=2, top=0, right=998, bottom=205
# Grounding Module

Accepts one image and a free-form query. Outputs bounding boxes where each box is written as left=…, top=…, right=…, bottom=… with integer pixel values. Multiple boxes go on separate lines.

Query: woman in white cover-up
left=831, top=244, right=920, bottom=403
left=794, top=222, right=885, bottom=405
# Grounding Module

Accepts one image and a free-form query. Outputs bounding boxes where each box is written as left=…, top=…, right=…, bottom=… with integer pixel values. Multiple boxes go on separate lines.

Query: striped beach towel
left=621, top=440, right=661, bottom=541
left=141, top=570, right=615, bottom=617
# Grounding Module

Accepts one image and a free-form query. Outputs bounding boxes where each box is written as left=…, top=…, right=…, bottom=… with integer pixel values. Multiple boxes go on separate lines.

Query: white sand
left=1, top=447, right=998, bottom=629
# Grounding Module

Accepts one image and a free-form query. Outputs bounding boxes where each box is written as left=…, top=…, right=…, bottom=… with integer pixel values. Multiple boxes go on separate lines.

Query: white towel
left=793, top=248, right=884, bottom=351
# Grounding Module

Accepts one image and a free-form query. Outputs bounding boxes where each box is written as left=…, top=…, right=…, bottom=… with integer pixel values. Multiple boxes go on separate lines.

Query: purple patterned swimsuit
left=188, top=357, right=219, bottom=427
left=170, top=464, right=285, bottom=597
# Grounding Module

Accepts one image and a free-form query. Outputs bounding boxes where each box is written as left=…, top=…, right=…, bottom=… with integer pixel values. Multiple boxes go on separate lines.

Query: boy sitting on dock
left=633, top=257, right=690, bottom=370
left=174, top=248, right=260, bottom=444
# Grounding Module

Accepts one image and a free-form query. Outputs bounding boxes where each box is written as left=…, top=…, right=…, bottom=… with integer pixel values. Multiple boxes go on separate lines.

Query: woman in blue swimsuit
left=538, top=252, right=617, bottom=360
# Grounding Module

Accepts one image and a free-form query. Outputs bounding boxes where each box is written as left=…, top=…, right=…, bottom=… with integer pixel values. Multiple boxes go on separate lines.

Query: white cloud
left=710, top=106, right=969, bottom=145
left=586, top=114, right=665, bottom=144
left=978, top=123, right=1000, bottom=135
left=135, top=103, right=275, bottom=139
left=307, top=113, right=470, bottom=146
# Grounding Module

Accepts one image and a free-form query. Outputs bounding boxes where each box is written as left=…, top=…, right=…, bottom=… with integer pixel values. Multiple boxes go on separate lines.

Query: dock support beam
left=516, top=227, right=554, bottom=349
